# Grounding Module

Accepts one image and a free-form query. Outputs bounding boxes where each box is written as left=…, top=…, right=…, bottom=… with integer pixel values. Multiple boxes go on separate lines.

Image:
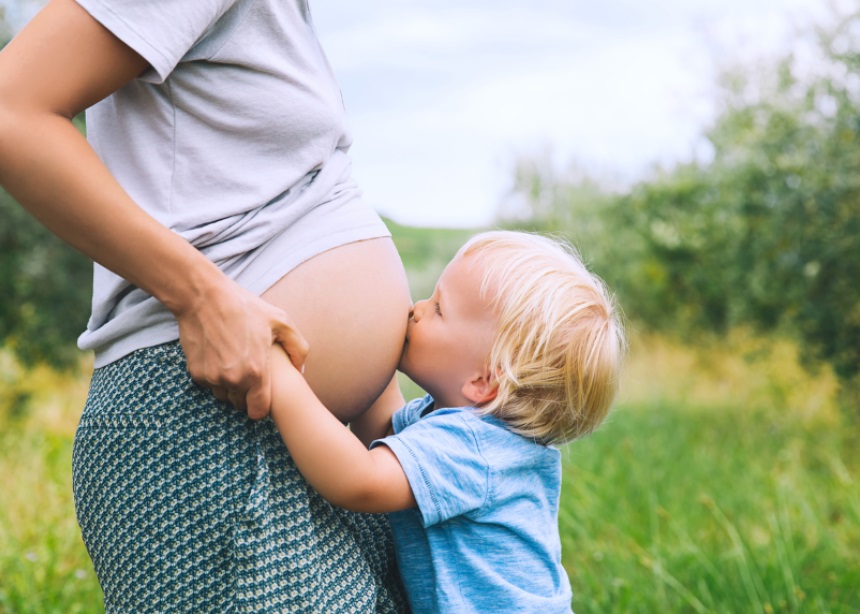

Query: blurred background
left=1, top=1, right=858, bottom=612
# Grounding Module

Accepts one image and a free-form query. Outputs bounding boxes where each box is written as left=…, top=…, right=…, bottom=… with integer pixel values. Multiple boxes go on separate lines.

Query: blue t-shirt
left=373, top=395, right=573, bottom=613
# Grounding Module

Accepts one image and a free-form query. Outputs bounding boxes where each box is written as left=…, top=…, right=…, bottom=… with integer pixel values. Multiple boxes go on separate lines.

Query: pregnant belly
left=261, top=237, right=411, bottom=422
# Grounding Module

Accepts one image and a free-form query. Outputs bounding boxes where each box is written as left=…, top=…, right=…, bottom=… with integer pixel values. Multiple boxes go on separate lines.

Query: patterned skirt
left=72, top=342, right=407, bottom=613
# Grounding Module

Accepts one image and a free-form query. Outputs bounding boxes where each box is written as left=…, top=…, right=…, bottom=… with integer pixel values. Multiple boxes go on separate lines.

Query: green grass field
left=561, top=403, right=859, bottom=612
left=2, top=333, right=857, bottom=613
left=0, top=362, right=101, bottom=613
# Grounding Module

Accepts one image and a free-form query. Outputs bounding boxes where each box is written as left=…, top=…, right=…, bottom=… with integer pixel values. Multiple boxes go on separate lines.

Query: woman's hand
left=177, top=281, right=309, bottom=420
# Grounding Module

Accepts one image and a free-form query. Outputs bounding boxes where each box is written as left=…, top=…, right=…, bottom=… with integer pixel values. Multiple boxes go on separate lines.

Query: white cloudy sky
left=2, top=0, right=844, bottom=226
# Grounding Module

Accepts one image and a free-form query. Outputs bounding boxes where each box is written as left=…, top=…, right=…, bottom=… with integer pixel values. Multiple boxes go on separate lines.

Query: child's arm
left=269, top=346, right=416, bottom=514
left=350, top=375, right=405, bottom=448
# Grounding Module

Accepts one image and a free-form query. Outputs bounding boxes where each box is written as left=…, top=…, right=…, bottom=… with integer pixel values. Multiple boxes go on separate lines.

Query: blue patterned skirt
left=72, top=342, right=407, bottom=613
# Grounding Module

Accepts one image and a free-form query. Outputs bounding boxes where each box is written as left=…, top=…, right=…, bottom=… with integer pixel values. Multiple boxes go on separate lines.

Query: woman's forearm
left=269, top=347, right=415, bottom=513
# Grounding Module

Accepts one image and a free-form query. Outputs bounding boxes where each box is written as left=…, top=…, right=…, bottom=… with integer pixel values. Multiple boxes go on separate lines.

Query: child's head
left=462, top=231, right=625, bottom=444
left=400, top=230, right=625, bottom=445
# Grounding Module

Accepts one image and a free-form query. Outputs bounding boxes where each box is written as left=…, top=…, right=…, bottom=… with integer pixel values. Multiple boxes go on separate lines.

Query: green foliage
left=621, top=166, right=738, bottom=336
left=0, top=186, right=92, bottom=370
left=698, top=22, right=860, bottom=381
left=501, top=9, right=860, bottom=391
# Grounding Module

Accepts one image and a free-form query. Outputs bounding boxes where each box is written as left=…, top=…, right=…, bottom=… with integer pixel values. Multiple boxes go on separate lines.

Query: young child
left=268, top=230, right=625, bottom=613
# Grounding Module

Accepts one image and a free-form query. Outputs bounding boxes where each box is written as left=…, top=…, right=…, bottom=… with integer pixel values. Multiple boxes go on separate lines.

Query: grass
left=560, top=402, right=859, bottom=613
left=1, top=325, right=858, bottom=612
left=0, top=357, right=102, bottom=613
left=556, top=333, right=859, bottom=613
left=558, top=332, right=858, bottom=613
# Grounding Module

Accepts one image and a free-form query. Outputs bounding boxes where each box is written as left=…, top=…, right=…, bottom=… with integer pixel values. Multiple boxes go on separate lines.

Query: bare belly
left=261, top=237, right=411, bottom=422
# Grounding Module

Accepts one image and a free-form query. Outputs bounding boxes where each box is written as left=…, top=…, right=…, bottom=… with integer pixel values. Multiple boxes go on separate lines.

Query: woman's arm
left=0, top=0, right=307, bottom=417
left=269, top=346, right=416, bottom=513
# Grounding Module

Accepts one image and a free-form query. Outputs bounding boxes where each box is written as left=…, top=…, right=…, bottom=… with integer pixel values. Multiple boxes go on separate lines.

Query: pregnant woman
left=0, top=0, right=411, bottom=611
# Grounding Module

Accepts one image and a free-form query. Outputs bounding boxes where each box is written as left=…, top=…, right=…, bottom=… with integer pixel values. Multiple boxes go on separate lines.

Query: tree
left=1, top=21, right=91, bottom=367
left=0, top=185, right=92, bottom=368
left=501, top=9, right=860, bottom=401
left=698, top=11, right=860, bottom=382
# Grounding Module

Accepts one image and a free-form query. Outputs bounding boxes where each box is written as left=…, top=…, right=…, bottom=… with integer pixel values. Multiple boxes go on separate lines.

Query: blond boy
left=269, top=231, right=625, bottom=613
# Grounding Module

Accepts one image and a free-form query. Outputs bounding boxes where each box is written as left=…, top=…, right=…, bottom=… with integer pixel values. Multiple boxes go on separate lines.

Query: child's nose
left=411, top=299, right=427, bottom=321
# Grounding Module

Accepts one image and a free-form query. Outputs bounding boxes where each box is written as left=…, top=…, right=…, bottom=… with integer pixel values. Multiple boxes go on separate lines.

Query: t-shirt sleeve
left=75, top=0, right=239, bottom=83
left=375, top=412, right=489, bottom=527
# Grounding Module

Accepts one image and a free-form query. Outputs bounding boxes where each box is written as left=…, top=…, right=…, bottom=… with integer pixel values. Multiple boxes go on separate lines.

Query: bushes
left=501, top=10, right=860, bottom=403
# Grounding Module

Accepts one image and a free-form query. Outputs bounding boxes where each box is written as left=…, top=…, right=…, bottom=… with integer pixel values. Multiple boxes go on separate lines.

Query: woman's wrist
left=159, top=251, right=231, bottom=318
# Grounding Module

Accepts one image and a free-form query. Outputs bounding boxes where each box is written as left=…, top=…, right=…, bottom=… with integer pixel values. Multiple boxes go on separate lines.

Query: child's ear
left=461, top=368, right=499, bottom=406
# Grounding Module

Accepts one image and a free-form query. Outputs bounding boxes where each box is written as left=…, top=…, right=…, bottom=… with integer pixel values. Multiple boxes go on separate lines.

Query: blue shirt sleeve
left=375, top=408, right=490, bottom=527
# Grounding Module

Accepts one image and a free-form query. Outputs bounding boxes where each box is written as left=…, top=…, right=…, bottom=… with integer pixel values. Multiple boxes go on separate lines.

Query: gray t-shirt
left=76, top=0, right=389, bottom=366
left=374, top=396, right=574, bottom=613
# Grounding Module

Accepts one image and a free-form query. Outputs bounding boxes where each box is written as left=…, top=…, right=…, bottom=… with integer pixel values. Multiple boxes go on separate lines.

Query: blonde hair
left=458, top=231, right=625, bottom=445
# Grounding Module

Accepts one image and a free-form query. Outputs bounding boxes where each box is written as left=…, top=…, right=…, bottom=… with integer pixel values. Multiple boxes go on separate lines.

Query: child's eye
left=434, top=302, right=442, bottom=316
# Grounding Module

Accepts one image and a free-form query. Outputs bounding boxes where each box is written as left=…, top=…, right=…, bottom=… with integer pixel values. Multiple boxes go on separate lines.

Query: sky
left=1, top=0, right=845, bottom=227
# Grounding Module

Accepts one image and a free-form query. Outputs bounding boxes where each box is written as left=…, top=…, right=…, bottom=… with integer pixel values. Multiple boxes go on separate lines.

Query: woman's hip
left=72, top=342, right=406, bottom=612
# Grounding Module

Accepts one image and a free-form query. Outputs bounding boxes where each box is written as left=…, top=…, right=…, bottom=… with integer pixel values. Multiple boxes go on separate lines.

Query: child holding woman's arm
left=270, top=231, right=626, bottom=614
left=270, top=356, right=415, bottom=513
